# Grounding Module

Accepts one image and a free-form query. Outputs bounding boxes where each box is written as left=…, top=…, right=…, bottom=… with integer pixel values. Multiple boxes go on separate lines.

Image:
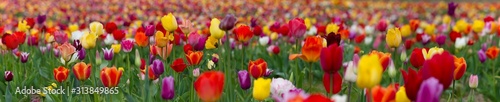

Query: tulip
left=111, top=44, right=121, bottom=53
left=53, top=66, right=69, bottom=83
left=27, top=34, right=39, bottom=46
left=326, top=23, right=339, bottom=34
left=158, top=43, right=173, bottom=60
left=105, top=22, right=117, bottom=34
left=57, top=43, right=76, bottom=61
left=472, top=20, right=485, bottom=33
left=20, top=52, right=29, bottom=63
left=112, top=30, right=125, bottom=41
left=421, top=51, right=455, bottom=89
left=234, top=25, right=254, bottom=42
left=486, top=46, right=500, bottom=59
left=102, top=48, right=114, bottom=61
left=396, top=86, right=411, bottom=102
left=410, top=48, right=425, bottom=68
left=104, top=34, right=116, bottom=45
left=323, top=72, right=342, bottom=94
left=344, top=61, right=358, bottom=82
left=169, top=58, right=187, bottom=73
left=400, top=25, right=412, bottom=37
left=209, top=18, right=225, bottom=39
left=207, top=60, right=215, bottom=70
left=161, top=13, right=178, bottom=32
left=267, top=45, right=280, bottom=55
left=205, top=36, right=218, bottom=50
left=96, top=50, right=102, bottom=65
left=453, top=56, right=466, bottom=80
left=185, top=51, right=203, bottom=65
left=193, top=68, right=200, bottom=77
left=161, top=76, right=175, bottom=100
left=194, top=71, right=225, bottom=102
left=73, top=62, right=91, bottom=81
left=455, top=37, right=467, bottom=49
left=320, top=44, right=343, bottom=73
left=145, top=25, right=155, bottom=36
left=371, top=84, right=397, bottom=102
left=376, top=20, right=388, bottom=32
left=151, top=59, right=164, bottom=76
left=278, top=24, right=289, bottom=36
left=422, top=47, right=444, bottom=60
left=448, top=2, right=458, bottom=16
left=77, top=48, right=85, bottom=60
left=155, top=31, right=173, bottom=48
left=290, top=36, right=323, bottom=62
left=2, top=33, right=20, bottom=50
left=455, top=19, right=469, bottom=33
left=101, top=66, right=123, bottom=87
left=270, top=78, right=296, bottom=100
left=259, top=36, right=270, bottom=46
left=424, top=24, right=436, bottom=35
left=478, top=50, right=487, bottom=63
left=238, top=70, right=251, bottom=90
left=37, top=15, right=46, bottom=24
left=72, top=40, right=82, bottom=51
left=401, top=68, right=423, bottom=101
left=436, top=34, right=446, bottom=46
left=248, top=58, right=268, bottom=78
left=135, top=32, right=149, bottom=47
left=17, top=20, right=30, bottom=32
left=187, top=32, right=207, bottom=51
left=211, top=54, right=219, bottom=64
left=219, top=14, right=237, bottom=31
left=357, top=54, right=383, bottom=89
left=4, top=71, right=13, bottom=82
left=370, top=50, right=391, bottom=71
left=469, top=75, right=478, bottom=88
left=54, top=31, right=68, bottom=44
left=81, top=31, right=98, bottom=49
left=386, top=28, right=402, bottom=48
left=141, top=66, right=158, bottom=80
left=253, top=25, right=263, bottom=36
left=288, top=18, right=307, bottom=38
left=89, top=22, right=104, bottom=36
left=417, top=78, right=443, bottom=102
left=253, top=78, right=271, bottom=101
left=53, top=49, right=61, bottom=57
left=121, top=40, right=134, bottom=52
left=304, top=94, right=331, bottom=102
left=326, top=33, right=341, bottom=46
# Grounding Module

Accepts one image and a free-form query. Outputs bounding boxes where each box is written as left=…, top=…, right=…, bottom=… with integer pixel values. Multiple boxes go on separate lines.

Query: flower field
left=1, top=0, right=500, bottom=102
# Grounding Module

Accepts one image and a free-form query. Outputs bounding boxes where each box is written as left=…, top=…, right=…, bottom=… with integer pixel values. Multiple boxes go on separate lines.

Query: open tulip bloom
left=2, top=1, right=499, bottom=102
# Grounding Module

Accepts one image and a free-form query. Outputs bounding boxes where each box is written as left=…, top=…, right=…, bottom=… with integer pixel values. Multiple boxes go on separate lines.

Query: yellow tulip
left=442, top=15, right=451, bottom=24
left=45, top=33, right=54, bottom=43
left=17, top=20, right=30, bottom=32
left=357, top=54, right=383, bottom=89
left=161, top=13, right=178, bottom=32
left=386, top=28, right=402, bottom=48
left=253, top=78, right=271, bottom=101
left=155, top=31, right=172, bottom=47
left=81, top=31, right=98, bottom=49
left=422, top=47, right=444, bottom=60
left=210, top=18, right=225, bottom=39
left=305, top=18, right=312, bottom=29
left=270, top=32, right=278, bottom=41
left=424, top=24, right=436, bottom=35
left=263, top=25, right=271, bottom=36
left=111, top=44, right=121, bottom=53
left=455, top=19, right=469, bottom=33
left=491, top=23, right=498, bottom=34
left=326, top=23, right=339, bottom=34
left=472, top=20, right=485, bottom=33
left=89, top=22, right=104, bottom=36
left=395, top=86, right=411, bottom=102
left=205, top=36, right=218, bottom=50
left=400, top=25, right=411, bottom=37
left=68, top=24, right=79, bottom=33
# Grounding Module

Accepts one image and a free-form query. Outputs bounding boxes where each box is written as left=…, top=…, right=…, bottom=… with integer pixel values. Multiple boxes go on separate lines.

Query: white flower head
left=331, top=94, right=347, bottom=102
left=306, top=26, right=317, bottom=36
left=271, top=78, right=296, bottom=98
left=71, top=30, right=84, bottom=41
left=455, top=37, right=468, bottom=49
left=344, top=61, right=357, bottom=82
left=259, top=36, right=270, bottom=46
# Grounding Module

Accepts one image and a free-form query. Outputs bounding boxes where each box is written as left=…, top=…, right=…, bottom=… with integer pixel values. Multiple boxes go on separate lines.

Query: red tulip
left=453, top=56, right=466, bottom=80
left=449, top=30, right=461, bottom=42
left=277, top=25, right=289, bottom=36
left=141, top=66, right=158, bottom=80
left=2, top=33, right=20, bottom=50
left=194, top=71, right=225, bottom=102
left=420, top=51, right=455, bottom=89
left=54, top=66, right=70, bottom=83
left=170, top=58, right=187, bottom=73
left=26, top=18, right=35, bottom=28
left=320, top=44, right=343, bottom=73
left=105, top=22, right=118, bottom=33
left=186, top=51, right=203, bottom=65
left=404, top=39, right=415, bottom=50
left=304, top=94, right=331, bottom=102
left=323, top=72, right=342, bottom=94
left=112, top=30, right=125, bottom=41
left=100, top=66, right=123, bottom=87
left=410, top=48, right=425, bottom=68
left=401, top=68, right=423, bottom=101
left=73, top=62, right=91, bottom=81
left=183, top=44, right=193, bottom=54
left=354, top=34, right=365, bottom=44
left=234, top=25, right=253, bottom=42
left=248, top=58, right=268, bottom=78
left=13, top=31, right=26, bottom=44
left=253, top=25, right=263, bottom=36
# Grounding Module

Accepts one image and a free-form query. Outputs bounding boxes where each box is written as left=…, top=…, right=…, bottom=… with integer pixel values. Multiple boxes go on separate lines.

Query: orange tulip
left=453, top=56, right=466, bottom=80
left=100, top=66, right=123, bottom=87
left=248, top=58, right=268, bottom=78
left=186, top=51, right=203, bottom=65
left=73, top=62, right=91, bottom=81
left=486, top=46, right=500, bottom=59
left=135, top=32, right=149, bottom=47
left=234, top=25, right=253, bottom=42
left=54, top=66, right=70, bottom=83
left=370, top=50, right=391, bottom=71
left=290, top=36, right=323, bottom=62
left=371, top=84, right=398, bottom=102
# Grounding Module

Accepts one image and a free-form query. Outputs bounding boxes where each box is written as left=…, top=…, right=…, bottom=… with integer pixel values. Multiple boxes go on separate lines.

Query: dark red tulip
left=325, top=33, right=341, bottom=46
left=323, top=72, right=342, bottom=94
left=320, top=44, right=343, bottom=73
left=420, top=51, right=455, bottom=90
left=253, top=25, right=263, bottom=36
left=219, top=14, right=238, bottom=31
left=183, top=44, right=193, bottom=54
left=449, top=30, right=461, bottom=42
left=112, top=30, right=125, bottom=41
left=277, top=25, right=289, bottom=36
left=404, top=39, right=414, bottom=50
left=401, top=68, right=423, bottom=101
left=105, top=22, right=118, bottom=34
left=170, top=58, right=187, bottom=73
left=410, top=48, right=425, bottom=68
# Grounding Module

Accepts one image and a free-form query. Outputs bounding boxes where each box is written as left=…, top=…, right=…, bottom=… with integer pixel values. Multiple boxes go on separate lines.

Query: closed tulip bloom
left=386, top=28, right=402, bottom=48
left=420, top=51, right=455, bottom=89
left=396, top=86, right=411, bottom=102
left=401, top=25, right=412, bottom=37
left=4, top=71, right=13, bottom=82
left=288, top=18, right=307, bottom=38
left=96, top=50, right=102, bottom=65
left=209, top=18, right=225, bottom=39
left=89, top=22, right=104, bottom=36
left=112, top=30, right=125, bottom=41
left=238, top=70, right=251, bottom=90
left=2, top=33, right=20, bottom=50
left=77, top=49, right=85, bottom=60
left=141, top=67, right=158, bottom=80
left=54, top=31, right=68, bottom=44
left=161, top=13, right=178, bottom=32
left=193, top=68, right=200, bottom=77
left=455, top=37, right=468, bottom=49
left=161, top=76, right=175, bottom=100
left=102, top=48, right=113, bottom=61
left=145, top=25, right=155, bottom=36
left=194, top=71, right=225, bottom=102
left=290, top=36, right=323, bottom=62
left=205, top=36, right=218, bottom=50
left=320, top=44, right=343, bottom=73
left=158, top=43, right=173, bottom=60
left=57, top=43, right=76, bottom=61
left=417, top=78, right=443, bottom=102
left=253, top=78, right=271, bottom=101
left=453, top=56, right=466, bottom=80
left=73, top=62, right=91, bottom=81
left=472, top=20, right=485, bottom=33
left=326, top=23, right=339, bottom=34
left=304, top=94, right=331, bottom=102
left=170, top=58, right=187, bottom=73
left=486, top=46, right=500, bottom=59
left=455, top=19, right=469, bottom=33
left=53, top=66, right=69, bottom=83
left=27, top=34, right=39, bottom=46
left=469, top=75, right=478, bottom=88
left=219, top=14, right=237, bottom=31
left=248, top=58, right=268, bottom=78
left=323, top=72, right=342, bottom=94
left=105, top=22, right=117, bottom=34
left=187, top=32, right=207, bottom=51
left=121, top=40, right=134, bottom=52
left=111, top=44, right=121, bottom=53
left=151, top=59, right=164, bottom=76
left=234, top=25, right=254, bottom=42
left=478, top=50, right=487, bottom=63
left=357, top=54, right=383, bottom=89
left=100, top=66, right=123, bottom=87
left=436, top=35, right=446, bottom=46
left=410, top=48, right=425, bottom=68
left=135, top=32, right=149, bottom=47
left=37, top=15, right=46, bottom=24
left=186, top=51, right=203, bottom=65
left=20, top=52, right=29, bottom=63
left=81, top=31, right=98, bottom=49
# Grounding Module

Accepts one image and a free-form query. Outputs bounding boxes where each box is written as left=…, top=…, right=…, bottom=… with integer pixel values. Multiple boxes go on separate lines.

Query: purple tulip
left=149, top=54, right=155, bottom=65
left=102, top=48, right=113, bottom=61
left=219, top=14, right=238, bottom=31
left=288, top=18, right=307, bottom=38
left=250, top=17, right=258, bottom=27
left=39, top=46, right=48, bottom=54
left=54, top=31, right=69, bottom=44
left=72, top=40, right=82, bottom=51
left=436, top=35, right=446, bottom=46
left=121, top=40, right=134, bottom=52
left=161, top=76, right=175, bottom=100
left=20, top=52, right=29, bottom=63
left=264, top=69, right=273, bottom=77
left=448, top=2, right=458, bottom=17
left=53, top=49, right=61, bottom=57
left=145, top=25, right=155, bottom=36
left=37, top=15, right=46, bottom=24
left=211, top=56, right=219, bottom=64
left=469, top=75, right=478, bottom=88
left=478, top=50, right=487, bottom=63
left=481, top=43, right=488, bottom=51
left=27, top=35, right=38, bottom=46
left=151, top=59, right=164, bottom=76
left=187, top=32, right=207, bottom=51
left=78, top=49, right=86, bottom=60
left=238, top=70, right=251, bottom=90
left=417, top=77, right=443, bottom=102
left=4, top=71, right=13, bottom=82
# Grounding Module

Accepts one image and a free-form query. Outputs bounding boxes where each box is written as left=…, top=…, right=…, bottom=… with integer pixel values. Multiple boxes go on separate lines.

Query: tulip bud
left=145, top=25, right=155, bottom=36
left=264, top=69, right=273, bottom=77
left=151, top=59, right=164, bottom=76
left=259, top=36, right=270, bottom=46
left=388, top=60, right=396, bottom=78
left=193, top=68, right=200, bottom=77
left=400, top=50, right=407, bottom=62
left=207, top=60, right=215, bottom=70
left=20, top=52, right=29, bottom=63
left=53, top=49, right=61, bottom=58
left=211, top=55, right=219, bottom=64
left=78, top=48, right=85, bottom=60
left=161, top=76, right=175, bottom=100
left=4, top=71, right=13, bottom=82
left=134, top=49, right=141, bottom=66
left=469, top=75, right=478, bottom=88
left=219, top=14, right=237, bottom=31
left=102, top=48, right=113, bottom=61
left=95, top=50, right=102, bottom=65
left=238, top=70, right=251, bottom=90
left=478, top=50, right=487, bottom=63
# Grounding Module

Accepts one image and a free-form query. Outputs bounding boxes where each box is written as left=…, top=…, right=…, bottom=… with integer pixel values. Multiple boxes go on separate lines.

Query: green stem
left=347, top=82, right=352, bottom=102
left=308, top=62, right=313, bottom=91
